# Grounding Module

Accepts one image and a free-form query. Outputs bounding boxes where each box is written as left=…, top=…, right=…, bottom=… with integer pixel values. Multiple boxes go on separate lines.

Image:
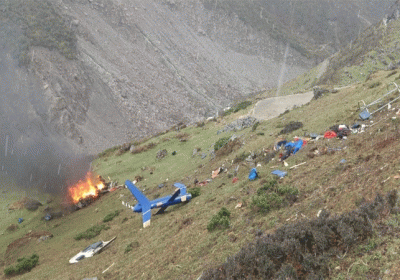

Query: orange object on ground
left=324, top=131, right=337, bottom=139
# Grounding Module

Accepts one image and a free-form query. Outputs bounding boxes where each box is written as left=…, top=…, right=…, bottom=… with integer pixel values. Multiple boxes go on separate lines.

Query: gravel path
left=251, top=58, right=329, bottom=120
left=251, top=91, right=314, bottom=120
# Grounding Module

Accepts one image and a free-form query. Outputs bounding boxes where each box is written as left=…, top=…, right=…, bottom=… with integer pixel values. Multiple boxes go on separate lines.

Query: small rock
left=335, top=266, right=341, bottom=270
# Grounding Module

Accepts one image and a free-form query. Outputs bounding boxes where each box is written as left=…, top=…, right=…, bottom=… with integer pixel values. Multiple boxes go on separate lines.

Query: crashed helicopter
left=123, top=180, right=192, bottom=228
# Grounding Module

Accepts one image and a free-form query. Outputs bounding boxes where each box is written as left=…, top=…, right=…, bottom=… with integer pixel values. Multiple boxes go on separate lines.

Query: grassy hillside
left=319, top=19, right=400, bottom=86
left=202, top=0, right=394, bottom=62
left=2, top=65, right=400, bottom=279
left=3, top=15, right=400, bottom=280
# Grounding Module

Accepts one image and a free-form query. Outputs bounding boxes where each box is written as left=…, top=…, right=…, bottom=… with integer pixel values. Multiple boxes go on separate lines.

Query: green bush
left=103, top=210, right=120, bottom=222
left=252, top=122, right=260, bottom=131
left=188, top=187, right=201, bottom=198
left=223, top=101, right=252, bottom=116
left=98, top=145, right=121, bottom=158
left=207, top=207, right=231, bottom=231
left=277, top=185, right=299, bottom=196
left=74, top=224, right=110, bottom=240
left=233, top=152, right=251, bottom=163
left=4, top=254, right=39, bottom=275
left=1, top=0, right=78, bottom=64
left=369, top=81, right=381, bottom=89
left=124, top=241, right=139, bottom=254
left=252, top=192, right=283, bottom=213
left=202, top=193, right=391, bottom=279
left=252, top=180, right=298, bottom=213
left=214, top=137, right=230, bottom=151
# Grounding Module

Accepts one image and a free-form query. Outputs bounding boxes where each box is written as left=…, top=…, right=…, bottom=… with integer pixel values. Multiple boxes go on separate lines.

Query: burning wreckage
left=67, top=173, right=119, bottom=209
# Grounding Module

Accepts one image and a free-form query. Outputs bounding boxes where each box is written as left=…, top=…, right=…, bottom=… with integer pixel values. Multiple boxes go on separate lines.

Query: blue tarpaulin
left=284, top=139, right=304, bottom=154
left=271, top=170, right=287, bottom=178
left=248, top=168, right=258, bottom=180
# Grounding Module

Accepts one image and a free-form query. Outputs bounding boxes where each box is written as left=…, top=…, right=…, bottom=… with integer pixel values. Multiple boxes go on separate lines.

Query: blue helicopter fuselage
left=132, top=194, right=190, bottom=212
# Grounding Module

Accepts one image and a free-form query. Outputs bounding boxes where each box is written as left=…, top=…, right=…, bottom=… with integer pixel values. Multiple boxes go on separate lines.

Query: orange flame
left=68, top=172, right=106, bottom=203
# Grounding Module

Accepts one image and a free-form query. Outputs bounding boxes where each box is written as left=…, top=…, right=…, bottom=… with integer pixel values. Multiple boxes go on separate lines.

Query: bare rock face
left=4, top=0, right=391, bottom=154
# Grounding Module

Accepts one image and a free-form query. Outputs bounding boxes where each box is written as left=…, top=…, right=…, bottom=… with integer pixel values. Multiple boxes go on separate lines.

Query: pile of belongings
left=275, top=138, right=305, bottom=161
left=324, top=124, right=351, bottom=139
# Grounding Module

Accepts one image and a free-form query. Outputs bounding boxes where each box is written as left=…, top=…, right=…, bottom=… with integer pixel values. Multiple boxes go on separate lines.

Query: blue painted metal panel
left=124, top=180, right=192, bottom=227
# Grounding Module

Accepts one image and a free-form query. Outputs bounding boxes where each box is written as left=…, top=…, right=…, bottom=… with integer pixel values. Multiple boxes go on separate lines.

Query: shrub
left=74, top=224, right=109, bottom=240
left=216, top=138, right=242, bottom=157
left=252, top=122, right=260, bottom=131
left=98, top=145, right=121, bottom=157
left=188, top=187, right=201, bottom=198
left=4, top=254, right=39, bottom=275
left=369, top=81, right=381, bottom=88
left=124, top=241, right=139, bottom=254
left=207, top=207, right=231, bottom=231
left=252, top=192, right=283, bottom=213
left=175, top=132, right=190, bottom=142
left=214, top=137, right=230, bottom=151
left=223, top=101, right=252, bottom=116
left=6, top=224, right=18, bottom=232
left=103, top=210, right=120, bottom=222
left=277, top=185, right=299, bottom=196
left=279, top=121, right=303, bottom=135
left=252, top=180, right=298, bottom=213
left=2, top=0, right=78, bottom=64
left=233, top=152, right=251, bottom=163
left=201, top=193, right=389, bottom=279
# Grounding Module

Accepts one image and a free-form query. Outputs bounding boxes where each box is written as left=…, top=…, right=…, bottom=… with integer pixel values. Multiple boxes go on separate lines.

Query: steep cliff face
left=0, top=0, right=392, bottom=154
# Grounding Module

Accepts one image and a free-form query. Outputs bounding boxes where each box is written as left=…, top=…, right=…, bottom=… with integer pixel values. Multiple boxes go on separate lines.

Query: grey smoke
left=0, top=25, right=92, bottom=197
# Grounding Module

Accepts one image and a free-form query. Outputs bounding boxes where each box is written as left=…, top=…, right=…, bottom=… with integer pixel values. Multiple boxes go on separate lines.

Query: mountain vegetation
left=2, top=1, right=400, bottom=280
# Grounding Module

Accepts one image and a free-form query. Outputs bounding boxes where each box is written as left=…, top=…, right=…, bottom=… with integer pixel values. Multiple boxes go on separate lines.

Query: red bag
left=324, top=131, right=337, bottom=139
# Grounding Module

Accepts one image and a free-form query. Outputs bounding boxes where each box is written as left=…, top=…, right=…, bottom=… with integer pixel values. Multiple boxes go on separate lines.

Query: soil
left=5, top=231, right=53, bottom=264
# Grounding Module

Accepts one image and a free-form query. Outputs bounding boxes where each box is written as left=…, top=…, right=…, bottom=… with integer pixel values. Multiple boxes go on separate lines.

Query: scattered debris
left=289, top=162, right=307, bottom=169
left=37, top=235, right=52, bottom=242
left=212, top=167, right=223, bottom=179
left=279, top=139, right=304, bottom=161
left=69, top=236, right=117, bottom=264
left=235, top=203, right=242, bottom=209
left=102, top=262, right=115, bottom=274
left=232, top=177, right=238, bottom=183
left=324, top=131, right=337, bottom=139
left=271, top=170, right=287, bottom=178
left=156, top=149, right=168, bottom=159
left=18, top=218, right=23, bottom=224
left=382, top=177, right=391, bottom=184
left=248, top=168, right=258, bottom=181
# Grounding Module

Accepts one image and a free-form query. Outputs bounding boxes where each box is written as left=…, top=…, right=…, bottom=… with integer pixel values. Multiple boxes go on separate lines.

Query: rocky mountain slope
left=0, top=0, right=395, bottom=155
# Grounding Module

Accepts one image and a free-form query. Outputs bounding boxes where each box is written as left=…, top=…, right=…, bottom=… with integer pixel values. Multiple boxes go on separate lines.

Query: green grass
left=4, top=25, right=400, bottom=279
left=103, top=210, right=120, bottom=222
left=4, top=254, right=39, bottom=276
left=74, top=224, right=110, bottom=240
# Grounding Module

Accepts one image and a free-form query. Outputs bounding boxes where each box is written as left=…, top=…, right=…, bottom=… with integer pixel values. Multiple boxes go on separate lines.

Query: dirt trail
left=251, top=59, right=330, bottom=120
left=251, top=91, right=314, bottom=120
